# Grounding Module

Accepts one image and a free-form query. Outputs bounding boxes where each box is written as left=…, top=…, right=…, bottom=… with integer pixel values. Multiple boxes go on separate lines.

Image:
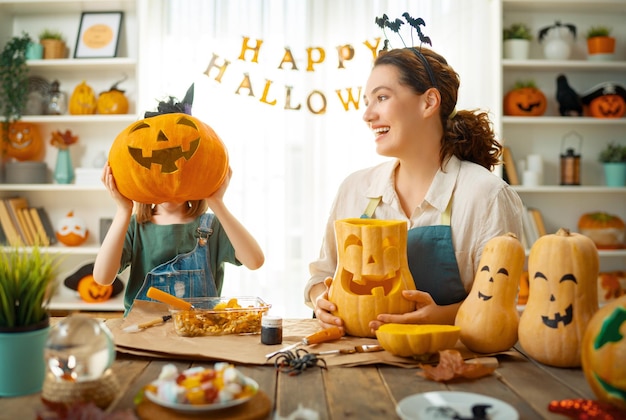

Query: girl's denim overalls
left=135, top=213, right=218, bottom=302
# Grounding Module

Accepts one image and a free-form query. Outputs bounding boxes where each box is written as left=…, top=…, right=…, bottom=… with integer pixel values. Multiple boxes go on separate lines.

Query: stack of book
left=0, top=196, right=57, bottom=247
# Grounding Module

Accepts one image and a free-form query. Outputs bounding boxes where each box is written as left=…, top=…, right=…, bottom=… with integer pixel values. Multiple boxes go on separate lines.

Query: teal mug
left=26, top=42, right=43, bottom=60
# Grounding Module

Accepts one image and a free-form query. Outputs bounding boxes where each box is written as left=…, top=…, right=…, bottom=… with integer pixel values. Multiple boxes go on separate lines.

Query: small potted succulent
left=599, top=141, right=626, bottom=187
left=503, top=23, right=533, bottom=59
left=586, top=26, right=615, bottom=60
left=39, top=29, right=67, bottom=59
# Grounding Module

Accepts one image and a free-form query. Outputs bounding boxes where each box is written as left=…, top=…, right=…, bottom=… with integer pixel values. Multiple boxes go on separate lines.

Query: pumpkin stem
left=110, top=73, right=128, bottom=91
left=556, top=227, right=571, bottom=236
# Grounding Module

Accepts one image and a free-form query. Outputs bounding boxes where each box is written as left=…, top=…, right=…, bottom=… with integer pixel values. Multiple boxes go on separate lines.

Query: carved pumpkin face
left=56, top=211, right=89, bottom=246
left=3, top=122, right=43, bottom=161
left=328, top=219, right=416, bottom=337
left=588, top=94, right=626, bottom=118
left=518, top=228, right=600, bottom=367
left=97, top=88, right=129, bottom=115
left=77, top=275, right=113, bottom=303
left=503, top=87, right=547, bottom=116
left=108, top=113, right=229, bottom=204
left=582, top=295, right=626, bottom=410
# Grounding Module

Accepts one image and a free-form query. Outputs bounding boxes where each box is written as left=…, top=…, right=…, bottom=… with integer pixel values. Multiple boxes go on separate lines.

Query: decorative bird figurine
left=556, top=74, right=583, bottom=116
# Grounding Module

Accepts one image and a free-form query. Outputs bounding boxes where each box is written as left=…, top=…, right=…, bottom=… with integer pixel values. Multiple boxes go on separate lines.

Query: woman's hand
left=368, top=290, right=461, bottom=333
left=101, top=164, right=133, bottom=212
left=313, top=278, right=345, bottom=333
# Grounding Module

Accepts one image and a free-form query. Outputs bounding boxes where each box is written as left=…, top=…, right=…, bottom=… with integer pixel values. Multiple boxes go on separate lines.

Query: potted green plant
left=586, top=26, right=615, bottom=60
left=39, top=29, right=66, bottom=59
left=503, top=23, right=533, bottom=59
left=599, top=141, right=626, bottom=187
left=0, top=32, right=31, bottom=144
left=0, top=245, right=59, bottom=396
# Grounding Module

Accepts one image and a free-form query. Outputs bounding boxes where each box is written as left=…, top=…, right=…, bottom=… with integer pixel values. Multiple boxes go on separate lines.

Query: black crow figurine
left=556, top=74, right=583, bottom=116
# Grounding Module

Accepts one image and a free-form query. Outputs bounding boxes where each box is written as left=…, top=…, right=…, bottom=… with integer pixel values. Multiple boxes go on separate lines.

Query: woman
left=305, top=47, right=523, bottom=333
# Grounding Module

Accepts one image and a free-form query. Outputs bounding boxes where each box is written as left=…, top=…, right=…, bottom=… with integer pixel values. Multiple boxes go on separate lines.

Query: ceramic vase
left=54, top=148, right=74, bottom=184
left=603, top=162, right=626, bottom=187
left=0, top=321, right=50, bottom=396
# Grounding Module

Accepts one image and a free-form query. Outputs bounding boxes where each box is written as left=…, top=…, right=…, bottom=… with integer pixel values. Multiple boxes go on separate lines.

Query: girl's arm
left=206, top=168, right=265, bottom=270
left=93, top=164, right=133, bottom=286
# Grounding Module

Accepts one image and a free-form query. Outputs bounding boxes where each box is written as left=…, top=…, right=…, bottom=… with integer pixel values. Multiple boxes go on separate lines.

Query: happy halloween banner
left=200, top=36, right=383, bottom=115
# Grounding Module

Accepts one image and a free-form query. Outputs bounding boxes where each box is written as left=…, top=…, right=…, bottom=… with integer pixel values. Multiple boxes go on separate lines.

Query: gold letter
left=336, top=44, right=355, bottom=69
left=363, top=38, right=381, bottom=61
left=307, top=90, right=326, bottom=115
left=336, top=87, right=362, bottom=111
left=284, top=85, right=301, bottom=110
left=278, top=48, right=298, bottom=70
left=306, top=47, right=326, bottom=72
left=260, top=79, right=277, bottom=105
left=203, top=53, right=231, bottom=83
left=238, top=37, right=263, bottom=63
left=235, top=73, right=255, bottom=96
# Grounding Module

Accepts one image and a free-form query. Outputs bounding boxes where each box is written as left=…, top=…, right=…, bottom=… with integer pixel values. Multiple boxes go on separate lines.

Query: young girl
left=306, top=43, right=523, bottom=333
left=94, top=154, right=264, bottom=316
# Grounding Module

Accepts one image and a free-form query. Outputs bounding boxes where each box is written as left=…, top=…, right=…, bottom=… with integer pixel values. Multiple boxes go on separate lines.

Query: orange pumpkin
left=77, top=275, right=113, bottom=303
left=56, top=210, right=89, bottom=246
left=3, top=122, right=43, bottom=161
left=455, top=232, right=524, bottom=353
left=503, top=82, right=547, bottom=116
left=588, top=94, right=626, bottom=118
left=97, top=78, right=129, bottom=115
left=578, top=212, right=625, bottom=250
left=108, top=113, right=229, bottom=204
left=581, top=295, right=626, bottom=411
left=518, top=228, right=599, bottom=367
left=327, top=218, right=416, bottom=338
left=69, top=80, right=97, bottom=115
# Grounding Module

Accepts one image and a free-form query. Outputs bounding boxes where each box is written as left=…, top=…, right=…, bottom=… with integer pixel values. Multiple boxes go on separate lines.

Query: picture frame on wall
left=74, top=11, right=123, bottom=58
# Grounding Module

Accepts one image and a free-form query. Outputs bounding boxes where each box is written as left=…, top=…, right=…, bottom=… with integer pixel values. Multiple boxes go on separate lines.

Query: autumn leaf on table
left=417, top=349, right=497, bottom=382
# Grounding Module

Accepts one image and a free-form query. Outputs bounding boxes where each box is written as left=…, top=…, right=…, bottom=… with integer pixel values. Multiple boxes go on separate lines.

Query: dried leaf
left=417, top=349, right=497, bottom=382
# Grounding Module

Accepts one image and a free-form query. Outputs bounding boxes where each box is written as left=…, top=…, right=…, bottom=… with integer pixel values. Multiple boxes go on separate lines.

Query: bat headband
left=375, top=13, right=438, bottom=89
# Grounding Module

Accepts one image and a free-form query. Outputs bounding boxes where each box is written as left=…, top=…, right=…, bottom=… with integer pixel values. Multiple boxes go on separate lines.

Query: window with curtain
left=137, top=0, right=496, bottom=318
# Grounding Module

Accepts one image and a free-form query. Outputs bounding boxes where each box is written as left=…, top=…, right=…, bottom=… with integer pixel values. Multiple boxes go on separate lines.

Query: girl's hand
left=313, top=278, right=345, bottom=333
left=101, top=164, right=133, bottom=212
left=368, top=290, right=458, bottom=333
left=206, top=167, right=232, bottom=207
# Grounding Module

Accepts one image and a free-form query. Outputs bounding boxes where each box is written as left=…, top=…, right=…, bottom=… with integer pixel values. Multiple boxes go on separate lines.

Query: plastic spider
left=270, top=348, right=327, bottom=376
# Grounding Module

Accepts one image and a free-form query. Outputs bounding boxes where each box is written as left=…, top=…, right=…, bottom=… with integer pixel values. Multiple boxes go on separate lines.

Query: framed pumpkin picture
left=74, top=11, right=123, bottom=58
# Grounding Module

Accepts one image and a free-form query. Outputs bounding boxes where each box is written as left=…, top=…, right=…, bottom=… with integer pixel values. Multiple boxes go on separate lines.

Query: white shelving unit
left=0, top=0, right=144, bottom=311
left=498, top=0, right=626, bottom=271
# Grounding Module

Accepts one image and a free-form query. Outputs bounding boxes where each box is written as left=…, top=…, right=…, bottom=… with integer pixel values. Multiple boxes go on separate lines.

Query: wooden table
left=0, top=340, right=597, bottom=419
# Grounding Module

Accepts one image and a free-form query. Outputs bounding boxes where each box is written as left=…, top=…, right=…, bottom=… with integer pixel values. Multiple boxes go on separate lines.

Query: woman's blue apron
left=135, top=213, right=218, bottom=305
left=361, top=197, right=466, bottom=305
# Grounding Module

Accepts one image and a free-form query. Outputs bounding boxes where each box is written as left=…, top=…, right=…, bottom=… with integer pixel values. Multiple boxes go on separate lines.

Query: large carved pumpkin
left=3, top=122, right=43, bottom=161
left=327, top=218, right=416, bottom=338
left=582, top=295, right=626, bottom=410
left=518, top=228, right=599, bottom=367
left=503, top=83, right=547, bottom=116
left=455, top=232, right=524, bottom=353
left=108, top=113, right=229, bottom=204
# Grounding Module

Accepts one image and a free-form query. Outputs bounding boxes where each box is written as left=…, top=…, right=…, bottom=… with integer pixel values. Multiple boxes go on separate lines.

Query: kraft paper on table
left=105, top=300, right=513, bottom=368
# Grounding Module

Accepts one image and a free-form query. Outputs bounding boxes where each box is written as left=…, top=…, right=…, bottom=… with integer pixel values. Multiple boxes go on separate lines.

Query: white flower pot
left=503, top=39, right=530, bottom=59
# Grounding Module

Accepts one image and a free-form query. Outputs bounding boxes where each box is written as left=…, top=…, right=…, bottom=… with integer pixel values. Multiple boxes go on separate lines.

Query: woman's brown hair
left=374, top=48, right=502, bottom=171
left=134, top=200, right=209, bottom=224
